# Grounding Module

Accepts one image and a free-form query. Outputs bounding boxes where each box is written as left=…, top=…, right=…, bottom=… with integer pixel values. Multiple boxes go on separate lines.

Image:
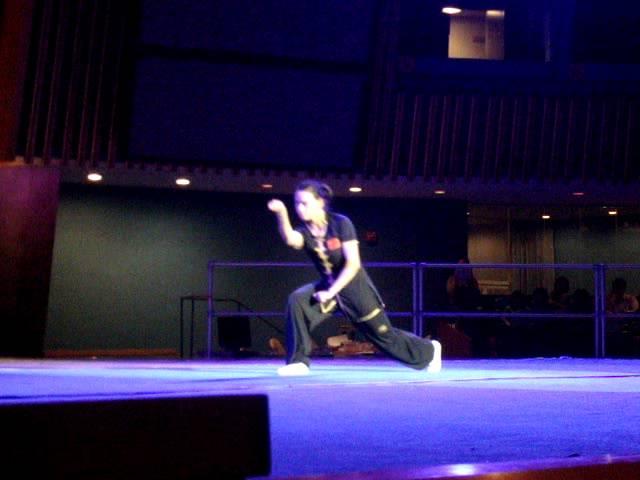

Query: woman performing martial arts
left=267, top=180, right=442, bottom=376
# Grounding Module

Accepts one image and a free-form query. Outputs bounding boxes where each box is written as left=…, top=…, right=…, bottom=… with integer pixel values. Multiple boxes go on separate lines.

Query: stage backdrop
left=45, top=184, right=468, bottom=355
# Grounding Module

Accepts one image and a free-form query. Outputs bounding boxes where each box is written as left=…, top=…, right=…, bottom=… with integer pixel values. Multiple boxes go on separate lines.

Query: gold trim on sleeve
left=320, top=299, right=337, bottom=314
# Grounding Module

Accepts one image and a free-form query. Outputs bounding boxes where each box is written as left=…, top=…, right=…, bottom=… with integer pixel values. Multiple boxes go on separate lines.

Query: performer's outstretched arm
left=267, top=199, right=304, bottom=249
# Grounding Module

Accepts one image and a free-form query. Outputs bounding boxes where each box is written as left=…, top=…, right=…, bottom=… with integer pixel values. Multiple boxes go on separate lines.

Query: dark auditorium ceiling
left=14, top=0, right=640, bottom=215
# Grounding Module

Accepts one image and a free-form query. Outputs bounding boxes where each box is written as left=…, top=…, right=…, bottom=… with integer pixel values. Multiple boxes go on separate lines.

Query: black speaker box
left=0, top=394, right=270, bottom=479
left=218, top=315, right=252, bottom=351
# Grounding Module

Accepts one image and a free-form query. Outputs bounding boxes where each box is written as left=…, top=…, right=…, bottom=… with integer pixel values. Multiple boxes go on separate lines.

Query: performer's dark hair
left=295, top=180, right=333, bottom=210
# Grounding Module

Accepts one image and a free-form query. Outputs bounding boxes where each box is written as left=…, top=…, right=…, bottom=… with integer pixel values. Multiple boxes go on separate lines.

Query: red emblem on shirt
left=326, top=237, right=342, bottom=250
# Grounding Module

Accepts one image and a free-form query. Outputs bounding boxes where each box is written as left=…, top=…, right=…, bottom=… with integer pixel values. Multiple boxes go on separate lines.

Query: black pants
left=285, top=283, right=435, bottom=369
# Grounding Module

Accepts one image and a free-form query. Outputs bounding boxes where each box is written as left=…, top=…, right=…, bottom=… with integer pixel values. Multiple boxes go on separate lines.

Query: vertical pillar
left=593, top=263, right=607, bottom=358
left=0, top=166, right=60, bottom=356
left=1, top=1, right=60, bottom=357
left=207, top=261, right=216, bottom=359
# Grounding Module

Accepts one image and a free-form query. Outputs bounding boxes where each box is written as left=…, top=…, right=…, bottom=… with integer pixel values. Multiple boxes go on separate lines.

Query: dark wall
left=139, top=0, right=374, bottom=62
left=46, top=184, right=468, bottom=354
left=129, top=61, right=366, bottom=168
left=128, top=0, right=376, bottom=168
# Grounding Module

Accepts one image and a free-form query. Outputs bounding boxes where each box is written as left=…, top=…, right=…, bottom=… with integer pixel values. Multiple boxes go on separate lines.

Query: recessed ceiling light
left=572, top=192, right=585, bottom=197
left=442, top=7, right=462, bottom=15
left=87, top=173, right=103, bottom=182
left=261, top=183, right=273, bottom=189
left=542, top=214, right=551, bottom=220
left=608, top=210, right=618, bottom=216
left=349, top=186, right=363, bottom=193
left=434, top=190, right=446, bottom=195
left=486, top=10, right=505, bottom=18
left=176, top=177, right=191, bottom=186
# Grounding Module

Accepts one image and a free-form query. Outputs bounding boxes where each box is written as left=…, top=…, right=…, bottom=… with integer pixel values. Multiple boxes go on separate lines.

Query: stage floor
left=2, top=356, right=640, bottom=478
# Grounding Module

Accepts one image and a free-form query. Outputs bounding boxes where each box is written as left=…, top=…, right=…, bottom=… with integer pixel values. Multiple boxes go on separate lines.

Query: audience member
left=550, top=276, right=571, bottom=311
left=606, top=277, right=639, bottom=313
left=507, top=289, right=528, bottom=312
left=568, top=288, right=593, bottom=313
left=530, top=287, right=553, bottom=312
left=446, top=258, right=481, bottom=310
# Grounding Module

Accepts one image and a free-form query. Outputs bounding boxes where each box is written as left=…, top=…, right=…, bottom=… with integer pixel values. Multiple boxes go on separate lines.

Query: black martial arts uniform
left=285, top=212, right=435, bottom=369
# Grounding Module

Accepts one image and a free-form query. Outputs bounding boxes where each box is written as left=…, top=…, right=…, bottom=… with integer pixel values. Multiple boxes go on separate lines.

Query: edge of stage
left=1, top=356, right=640, bottom=479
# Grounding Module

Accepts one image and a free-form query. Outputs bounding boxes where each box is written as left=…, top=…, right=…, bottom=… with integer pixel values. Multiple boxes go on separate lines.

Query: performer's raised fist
left=267, top=199, right=287, bottom=214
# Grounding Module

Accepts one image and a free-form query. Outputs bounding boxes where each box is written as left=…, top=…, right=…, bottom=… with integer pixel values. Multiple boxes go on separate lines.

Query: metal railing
left=419, top=263, right=602, bottom=356
left=206, top=261, right=419, bottom=359
left=203, top=261, right=640, bottom=359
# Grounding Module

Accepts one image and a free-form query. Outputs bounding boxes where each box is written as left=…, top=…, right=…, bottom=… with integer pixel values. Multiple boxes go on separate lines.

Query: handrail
left=421, top=312, right=593, bottom=318
left=203, top=261, right=640, bottom=359
left=419, top=262, right=640, bottom=359
left=420, top=262, right=595, bottom=269
left=206, top=260, right=418, bottom=359
left=207, top=260, right=418, bottom=268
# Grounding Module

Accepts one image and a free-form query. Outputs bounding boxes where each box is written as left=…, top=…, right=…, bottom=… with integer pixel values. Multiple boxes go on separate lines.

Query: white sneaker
left=426, top=340, right=442, bottom=373
left=277, top=362, right=310, bottom=377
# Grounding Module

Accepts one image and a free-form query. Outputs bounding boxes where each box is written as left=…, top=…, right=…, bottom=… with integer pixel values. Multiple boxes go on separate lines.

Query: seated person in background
left=530, top=287, right=553, bottom=312
left=550, top=276, right=571, bottom=311
left=446, top=258, right=481, bottom=310
left=606, top=277, right=639, bottom=313
left=509, top=290, right=528, bottom=311
left=569, top=288, right=593, bottom=313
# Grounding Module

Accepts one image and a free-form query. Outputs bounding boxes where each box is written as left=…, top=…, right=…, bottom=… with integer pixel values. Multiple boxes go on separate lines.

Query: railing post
left=207, top=261, right=216, bottom=359
left=179, top=297, right=184, bottom=358
left=593, top=263, right=607, bottom=358
left=412, top=263, right=418, bottom=336
left=418, top=262, right=425, bottom=338
left=190, top=297, right=196, bottom=358
left=201, top=261, right=625, bottom=360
